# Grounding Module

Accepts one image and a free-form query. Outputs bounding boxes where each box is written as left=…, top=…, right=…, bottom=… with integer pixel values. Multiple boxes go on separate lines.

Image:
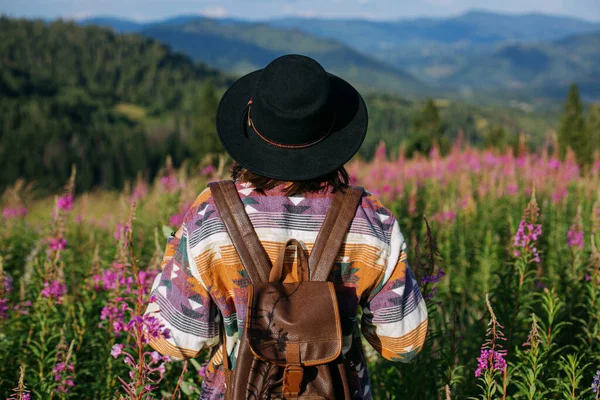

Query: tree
left=406, top=99, right=448, bottom=157
left=484, top=126, right=508, bottom=150
left=586, top=104, right=600, bottom=159
left=558, top=83, right=588, bottom=166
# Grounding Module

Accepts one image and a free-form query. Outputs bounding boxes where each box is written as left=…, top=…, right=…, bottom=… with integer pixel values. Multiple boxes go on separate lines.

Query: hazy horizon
left=2, top=0, right=599, bottom=23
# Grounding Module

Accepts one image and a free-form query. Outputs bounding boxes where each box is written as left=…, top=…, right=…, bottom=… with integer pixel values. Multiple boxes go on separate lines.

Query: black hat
left=216, top=54, right=368, bottom=181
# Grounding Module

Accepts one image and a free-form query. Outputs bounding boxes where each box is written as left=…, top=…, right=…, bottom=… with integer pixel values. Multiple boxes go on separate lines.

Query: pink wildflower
left=513, top=220, right=542, bottom=262
left=132, top=181, right=148, bottom=201
left=111, top=343, right=125, bottom=358
left=48, top=237, right=67, bottom=251
left=57, top=195, right=74, bottom=211
left=199, top=364, right=207, bottom=378
left=0, top=298, right=9, bottom=319
left=567, top=226, right=584, bottom=249
left=201, top=165, right=215, bottom=176
left=2, top=206, right=27, bottom=219
left=160, top=175, right=179, bottom=192
left=475, top=349, right=507, bottom=377
left=53, top=362, right=75, bottom=393
left=41, top=281, right=67, bottom=304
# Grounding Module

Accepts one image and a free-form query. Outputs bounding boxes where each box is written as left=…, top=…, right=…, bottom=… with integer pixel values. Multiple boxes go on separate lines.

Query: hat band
left=247, top=99, right=336, bottom=149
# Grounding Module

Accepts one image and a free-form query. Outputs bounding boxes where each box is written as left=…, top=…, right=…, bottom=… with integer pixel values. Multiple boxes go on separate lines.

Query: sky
left=1, top=0, right=599, bottom=22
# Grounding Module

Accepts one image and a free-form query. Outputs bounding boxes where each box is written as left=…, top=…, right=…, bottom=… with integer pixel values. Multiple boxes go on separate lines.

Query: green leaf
left=162, top=225, right=174, bottom=238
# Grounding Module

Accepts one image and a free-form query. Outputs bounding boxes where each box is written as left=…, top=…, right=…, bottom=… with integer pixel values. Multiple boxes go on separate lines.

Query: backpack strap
left=309, top=186, right=364, bottom=282
left=209, top=180, right=271, bottom=284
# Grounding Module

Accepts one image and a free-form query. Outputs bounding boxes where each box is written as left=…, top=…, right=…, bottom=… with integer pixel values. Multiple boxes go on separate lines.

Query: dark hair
left=230, top=162, right=350, bottom=197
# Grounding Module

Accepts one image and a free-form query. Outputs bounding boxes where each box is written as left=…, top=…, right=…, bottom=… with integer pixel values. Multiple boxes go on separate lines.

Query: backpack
left=208, top=180, right=364, bottom=399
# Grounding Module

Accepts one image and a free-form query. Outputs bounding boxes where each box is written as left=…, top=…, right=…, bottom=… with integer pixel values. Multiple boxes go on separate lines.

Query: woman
left=144, top=54, right=428, bottom=399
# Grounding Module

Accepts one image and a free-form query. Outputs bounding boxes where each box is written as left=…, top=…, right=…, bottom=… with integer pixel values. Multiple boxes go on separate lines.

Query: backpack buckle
left=283, top=364, right=304, bottom=397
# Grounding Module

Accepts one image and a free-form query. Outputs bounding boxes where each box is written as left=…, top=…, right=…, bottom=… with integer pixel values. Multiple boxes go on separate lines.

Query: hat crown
left=256, top=55, right=330, bottom=119
left=250, top=55, right=334, bottom=147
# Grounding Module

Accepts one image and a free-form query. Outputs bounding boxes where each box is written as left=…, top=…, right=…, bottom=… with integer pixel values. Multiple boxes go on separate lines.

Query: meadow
left=1, top=139, right=600, bottom=399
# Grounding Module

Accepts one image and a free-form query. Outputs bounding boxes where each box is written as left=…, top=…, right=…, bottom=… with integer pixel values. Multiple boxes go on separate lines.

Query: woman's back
left=145, top=181, right=428, bottom=399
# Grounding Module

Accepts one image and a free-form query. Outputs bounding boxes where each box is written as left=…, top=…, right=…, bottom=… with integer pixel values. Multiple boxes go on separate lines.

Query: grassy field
left=1, top=143, right=600, bottom=399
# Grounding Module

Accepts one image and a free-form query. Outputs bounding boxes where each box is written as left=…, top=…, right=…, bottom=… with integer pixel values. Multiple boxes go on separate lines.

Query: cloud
left=199, top=5, right=227, bottom=18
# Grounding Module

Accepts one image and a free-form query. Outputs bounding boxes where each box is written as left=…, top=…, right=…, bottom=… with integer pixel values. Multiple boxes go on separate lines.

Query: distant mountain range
left=81, top=11, right=600, bottom=101
left=449, top=31, right=600, bottom=98
left=82, top=17, right=428, bottom=96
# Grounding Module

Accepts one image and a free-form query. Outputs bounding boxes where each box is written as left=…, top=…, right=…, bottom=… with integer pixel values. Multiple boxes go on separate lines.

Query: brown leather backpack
left=209, top=180, right=364, bottom=399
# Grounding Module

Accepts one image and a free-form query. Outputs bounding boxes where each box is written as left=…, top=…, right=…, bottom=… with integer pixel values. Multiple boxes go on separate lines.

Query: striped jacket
left=144, top=180, right=428, bottom=399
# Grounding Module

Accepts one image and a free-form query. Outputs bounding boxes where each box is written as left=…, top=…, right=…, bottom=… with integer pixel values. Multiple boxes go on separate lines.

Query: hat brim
left=216, top=69, right=368, bottom=181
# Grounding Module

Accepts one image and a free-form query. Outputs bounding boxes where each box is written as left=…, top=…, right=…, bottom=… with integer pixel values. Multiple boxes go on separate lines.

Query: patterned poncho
left=144, top=180, right=428, bottom=399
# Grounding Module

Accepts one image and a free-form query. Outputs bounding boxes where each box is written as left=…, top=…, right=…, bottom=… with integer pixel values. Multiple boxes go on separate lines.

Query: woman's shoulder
left=358, top=187, right=396, bottom=221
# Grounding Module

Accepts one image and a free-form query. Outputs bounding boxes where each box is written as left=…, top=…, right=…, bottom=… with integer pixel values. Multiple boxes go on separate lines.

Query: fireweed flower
left=48, top=237, right=67, bottom=251
left=160, top=175, right=179, bottom=192
left=132, top=180, right=148, bottom=202
left=568, top=209, right=585, bottom=250
left=513, top=189, right=542, bottom=263
left=475, top=349, right=507, bottom=378
left=2, top=206, right=27, bottom=219
left=475, top=295, right=507, bottom=378
left=567, top=226, right=584, bottom=249
left=201, top=165, right=215, bottom=176
left=592, top=369, right=600, bottom=393
left=56, top=195, right=74, bottom=211
left=111, top=343, right=125, bottom=358
left=199, top=364, right=207, bottom=378
left=53, top=361, right=75, bottom=393
left=125, top=314, right=171, bottom=344
left=41, top=280, right=67, bottom=304
left=0, top=298, right=9, bottom=319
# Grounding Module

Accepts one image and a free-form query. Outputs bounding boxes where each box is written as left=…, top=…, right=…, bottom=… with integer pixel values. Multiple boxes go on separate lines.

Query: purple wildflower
left=111, top=344, right=125, bottom=358
left=513, top=220, right=542, bottom=262
left=57, top=195, right=74, bottom=211
left=475, top=349, right=507, bottom=377
left=132, top=181, right=148, bottom=201
left=41, top=281, right=67, bottom=304
left=48, top=237, right=67, bottom=251
left=2, top=206, right=27, bottom=219
left=125, top=314, right=171, bottom=343
left=200, top=165, right=215, bottom=176
left=567, top=227, right=584, bottom=249
left=169, top=212, right=186, bottom=228
left=160, top=175, right=179, bottom=192
left=53, top=362, right=75, bottom=393
left=421, top=268, right=446, bottom=284
left=0, top=298, right=9, bottom=319
left=592, top=369, right=600, bottom=393
left=99, top=301, right=128, bottom=335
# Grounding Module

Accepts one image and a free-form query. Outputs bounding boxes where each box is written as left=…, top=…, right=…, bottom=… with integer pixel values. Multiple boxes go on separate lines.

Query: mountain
left=81, top=17, right=428, bottom=96
left=80, top=12, right=600, bottom=100
left=270, top=11, right=600, bottom=52
left=80, top=16, right=145, bottom=32
left=449, top=31, right=600, bottom=99
left=269, top=11, right=600, bottom=84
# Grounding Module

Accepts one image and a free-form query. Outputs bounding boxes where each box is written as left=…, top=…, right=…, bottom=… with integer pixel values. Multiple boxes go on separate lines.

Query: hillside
left=81, top=12, right=600, bottom=100
left=272, top=12, right=600, bottom=99
left=82, top=17, right=428, bottom=96
left=0, top=17, right=226, bottom=191
left=272, top=11, right=600, bottom=47
left=449, top=32, right=600, bottom=99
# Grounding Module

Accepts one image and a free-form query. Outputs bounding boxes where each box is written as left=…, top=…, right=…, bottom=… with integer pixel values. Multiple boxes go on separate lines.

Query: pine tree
left=484, top=126, right=508, bottom=150
left=558, top=83, right=588, bottom=166
left=406, top=99, right=448, bottom=157
left=586, top=104, right=600, bottom=159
